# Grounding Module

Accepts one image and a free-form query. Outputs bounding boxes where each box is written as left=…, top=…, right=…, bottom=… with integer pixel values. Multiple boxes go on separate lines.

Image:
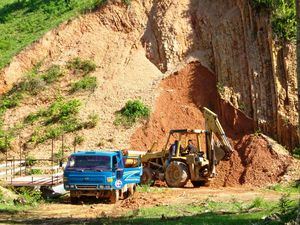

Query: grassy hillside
left=0, top=0, right=105, bottom=69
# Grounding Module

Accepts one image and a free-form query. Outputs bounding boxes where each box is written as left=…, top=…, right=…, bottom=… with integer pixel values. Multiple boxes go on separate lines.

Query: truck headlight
left=65, top=185, right=70, bottom=189
left=106, top=177, right=113, bottom=182
left=70, top=185, right=75, bottom=188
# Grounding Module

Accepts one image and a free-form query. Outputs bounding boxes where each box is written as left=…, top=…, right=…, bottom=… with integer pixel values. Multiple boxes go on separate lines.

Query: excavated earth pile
left=131, top=62, right=293, bottom=187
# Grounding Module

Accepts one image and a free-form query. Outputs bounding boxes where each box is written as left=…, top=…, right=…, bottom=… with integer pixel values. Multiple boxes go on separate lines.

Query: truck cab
left=63, top=150, right=142, bottom=203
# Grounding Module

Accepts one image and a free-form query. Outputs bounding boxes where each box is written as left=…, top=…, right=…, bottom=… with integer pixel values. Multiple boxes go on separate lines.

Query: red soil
left=131, top=62, right=291, bottom=187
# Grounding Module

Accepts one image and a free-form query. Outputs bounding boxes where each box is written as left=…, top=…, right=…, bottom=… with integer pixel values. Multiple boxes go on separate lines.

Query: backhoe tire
left=109, top=190, right=119, bottom=204
left=141, top=167, right=154, bottom=186
left=165, top=161, right=189, bottom=188
left=191, top=180, right=206, bottom=187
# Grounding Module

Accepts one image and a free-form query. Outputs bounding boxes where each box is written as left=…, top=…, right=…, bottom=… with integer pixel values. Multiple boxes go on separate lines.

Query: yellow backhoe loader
left=141, top=107, right=233, bottom=187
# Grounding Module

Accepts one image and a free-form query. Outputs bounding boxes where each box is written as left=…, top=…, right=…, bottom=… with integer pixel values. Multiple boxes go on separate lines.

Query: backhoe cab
left=141, top=107, right=233, bottom=187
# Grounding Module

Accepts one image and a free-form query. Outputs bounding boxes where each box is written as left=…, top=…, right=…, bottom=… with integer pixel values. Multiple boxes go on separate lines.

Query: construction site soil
left=131, top=62, right=292, bottom=187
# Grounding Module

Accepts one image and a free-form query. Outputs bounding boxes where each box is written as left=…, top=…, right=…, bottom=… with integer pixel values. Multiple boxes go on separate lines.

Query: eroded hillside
left=0, top=0, right=298, bottom=186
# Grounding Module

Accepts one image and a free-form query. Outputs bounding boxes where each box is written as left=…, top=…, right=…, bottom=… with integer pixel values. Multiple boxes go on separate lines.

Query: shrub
left=70, top=76, right=97, bottom=93
left=67, top=57, right=96, bottom=75
left=114, top=100, right=150, bottom=127
left=271, top=1, right=296, bottom=41
left=41, top=65, right=63, bottom=84
left=43, top=99, right=82, bottom=125
left=292, top=147, right=300, bottom=159
left=251, top=0, right=296, bottom=41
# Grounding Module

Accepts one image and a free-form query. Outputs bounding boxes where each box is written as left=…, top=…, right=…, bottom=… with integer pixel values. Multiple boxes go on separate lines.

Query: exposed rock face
left=141, top=0, right=298, bottom=149
left=0, top=0, right=298, bottom=149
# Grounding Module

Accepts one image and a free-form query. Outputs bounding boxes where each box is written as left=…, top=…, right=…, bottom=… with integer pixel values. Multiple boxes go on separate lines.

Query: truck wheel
left=165, top=161, right=189, bottom=188
left=109, top=190, right=119, bottom=204
left=70, top=196, right=79, bottom=204
left=141, top=167, right=154, bottom=186
left=191, top=180, right=207, bottom=187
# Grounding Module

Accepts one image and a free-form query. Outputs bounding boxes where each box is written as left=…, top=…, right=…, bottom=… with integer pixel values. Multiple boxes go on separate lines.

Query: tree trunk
left=297, top=0, right=300, bottom=145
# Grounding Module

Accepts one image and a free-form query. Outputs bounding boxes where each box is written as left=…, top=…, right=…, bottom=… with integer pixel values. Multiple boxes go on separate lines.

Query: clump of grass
left=84, top=113, right=99, bottom=128
left=67, top=57, right=96, bottom=75
left=73, top=135, right=84, bottom=146
left=27, top=169, right=43, bottom=175
left=114, top=100, right=150, bottom=127
left=25, top=156, right=37, bottom=166
left=14, top=187, right=42, bottom=206
left=70, top=76, right=97, bottom=93
left=41, top=65, right=63, bottom=84
left=292, top=147, right=300, bottom=159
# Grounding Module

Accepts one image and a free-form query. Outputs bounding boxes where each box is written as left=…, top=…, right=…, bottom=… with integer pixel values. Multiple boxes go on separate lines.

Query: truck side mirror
left=116, top=169, right=123, bottom=180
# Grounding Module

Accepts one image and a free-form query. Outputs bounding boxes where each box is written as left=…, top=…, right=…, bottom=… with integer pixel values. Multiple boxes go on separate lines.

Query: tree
left=297, top=0, right=300, bottom=142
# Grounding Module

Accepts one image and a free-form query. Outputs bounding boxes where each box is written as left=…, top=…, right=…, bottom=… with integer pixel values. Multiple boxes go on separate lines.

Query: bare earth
left=1, top=186, right=297, bottom=225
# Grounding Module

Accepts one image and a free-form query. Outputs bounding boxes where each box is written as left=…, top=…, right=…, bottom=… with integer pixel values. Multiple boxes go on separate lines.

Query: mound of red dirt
left=131, top=62, right=291, bottom=187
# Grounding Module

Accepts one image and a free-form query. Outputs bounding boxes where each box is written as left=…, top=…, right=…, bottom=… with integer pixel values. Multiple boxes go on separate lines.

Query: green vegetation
left=216, top=82, right=225, bottom=95
left=92, top=196, right=299, bottom=225
left=251, top=0, right=296, bottom=41
left=73, top=135, right=85, bottom=146
left=267, top=181, right=300, bottom=193
left=70, top=76, right=97, bottom=93
left=84, top=113, right=100, bottom=129
left=67, top=57, right=96, bottom=75
left=27, top=169, right=43, bottom=175
left=114, top=100, right=150, bottom=127
left=292, top=146, right=300, bottom=159
left=41, top=65, right=64, bottom=84
left=25, top=156, right=37, bottom=166
left=0, top=0, right=106, bottom=69
left=24, top=98, right=99, bottom=145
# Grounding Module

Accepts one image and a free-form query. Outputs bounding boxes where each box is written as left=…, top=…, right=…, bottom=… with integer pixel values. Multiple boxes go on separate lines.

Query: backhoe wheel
left=165, top=161, right=189, bottom=188
left=141, top=167, right=154, bottom=186
left=191, top=180, right=206, bottom=187
left=109, top=190, right=119, bottom=204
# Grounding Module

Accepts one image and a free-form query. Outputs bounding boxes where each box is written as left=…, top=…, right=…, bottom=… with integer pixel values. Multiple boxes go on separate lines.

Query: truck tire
left=70, top=196, right=79, bottom=204
left=141, top=167, right=154, bottom=186
left=128, top=184, right=136, bottom=196
left=109, top=190, right=119, bottom=204
left=165, top=161, right=189, bottom=188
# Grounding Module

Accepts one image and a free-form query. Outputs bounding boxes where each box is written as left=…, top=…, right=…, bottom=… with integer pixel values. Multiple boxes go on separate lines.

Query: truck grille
left=76, top=185, right=98, bottom=190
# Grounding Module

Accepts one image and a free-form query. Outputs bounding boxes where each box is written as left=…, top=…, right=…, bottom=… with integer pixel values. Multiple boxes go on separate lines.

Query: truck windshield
left=66, top=155, right=111, bottom=171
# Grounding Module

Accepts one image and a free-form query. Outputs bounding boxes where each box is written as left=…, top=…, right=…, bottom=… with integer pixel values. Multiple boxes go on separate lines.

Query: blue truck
left=63, top=150, right=142, bottom=203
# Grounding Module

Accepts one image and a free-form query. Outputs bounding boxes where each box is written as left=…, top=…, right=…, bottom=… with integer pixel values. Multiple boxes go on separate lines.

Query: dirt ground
left=0, top=186, right=295, bottom=225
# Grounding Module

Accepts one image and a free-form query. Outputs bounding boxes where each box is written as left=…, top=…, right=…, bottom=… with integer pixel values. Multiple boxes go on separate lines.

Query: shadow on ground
left=0, top=212, right=271, bottom=225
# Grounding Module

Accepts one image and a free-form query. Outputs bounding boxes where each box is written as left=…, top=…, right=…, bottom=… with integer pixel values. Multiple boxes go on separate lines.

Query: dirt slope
left=0, top=1, right=297, bottom=186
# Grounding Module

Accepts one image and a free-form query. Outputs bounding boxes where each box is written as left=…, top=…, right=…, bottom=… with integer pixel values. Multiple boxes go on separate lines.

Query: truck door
left=123, top=156, right=142, bottom=184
